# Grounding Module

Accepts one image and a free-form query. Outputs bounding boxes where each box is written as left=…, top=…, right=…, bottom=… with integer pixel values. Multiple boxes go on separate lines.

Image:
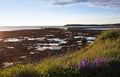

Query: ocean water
left=0, top=26, right=43, bottom=31
left=0, top=26, right=119, bottom=31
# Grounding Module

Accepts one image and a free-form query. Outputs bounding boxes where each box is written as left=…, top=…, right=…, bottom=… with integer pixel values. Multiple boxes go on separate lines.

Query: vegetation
left=0, top=30, right=120, bottom=77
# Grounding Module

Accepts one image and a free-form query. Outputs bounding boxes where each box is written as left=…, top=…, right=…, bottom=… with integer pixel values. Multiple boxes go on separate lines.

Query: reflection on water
left=35, top=43, right=59, bottom=46
left=86, top=28, right=120, bottom=30
left=87, top=41, right=93, bottom=44
left=74, top=36, right=83, bottom=39
left=30, top=52, right=35, bottom=55
left=4, top=38, right=22, bottom=42
left=35, top=46, right=62, bottom=51
left=86, top=37, right=96, bottom=40
left=7, top=47, right=15, bottom=49
left=2, top=36, right=96, bottom=52
left=20, top=56, right=26, bottom=59
left=47, top=38, right=67, bottom=44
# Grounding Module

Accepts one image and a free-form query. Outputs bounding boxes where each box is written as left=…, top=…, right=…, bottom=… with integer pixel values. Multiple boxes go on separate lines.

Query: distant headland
left=64, top=23, right=120, bottom=26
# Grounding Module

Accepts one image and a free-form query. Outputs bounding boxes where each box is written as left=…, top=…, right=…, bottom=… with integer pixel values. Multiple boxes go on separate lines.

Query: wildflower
left=78, top=57, right=107, bottom=70
left=78, top=58, right=90, bottom=69
left=92, top=57, right=106, bottom=68
left=117, top=54, right=120, bottom=59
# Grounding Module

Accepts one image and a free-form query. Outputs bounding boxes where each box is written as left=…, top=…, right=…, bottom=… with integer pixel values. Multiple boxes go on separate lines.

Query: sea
left=0, top=26, right=120, bottom=31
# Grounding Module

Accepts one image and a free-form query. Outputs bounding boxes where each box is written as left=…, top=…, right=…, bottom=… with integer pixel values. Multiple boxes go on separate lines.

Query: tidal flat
left=0, top=27, right=100, bottom=68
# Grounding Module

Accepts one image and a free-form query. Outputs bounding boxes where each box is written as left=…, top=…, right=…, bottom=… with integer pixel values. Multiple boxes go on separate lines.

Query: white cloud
left=51, top=0, right=120, bottom=9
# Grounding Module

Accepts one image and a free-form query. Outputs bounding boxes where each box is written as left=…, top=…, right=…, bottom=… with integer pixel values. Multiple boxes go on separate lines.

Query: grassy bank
left=0, top=30, right=120, bottom=77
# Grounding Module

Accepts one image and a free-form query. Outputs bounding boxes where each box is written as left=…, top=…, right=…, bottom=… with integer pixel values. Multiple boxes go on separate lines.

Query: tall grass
left=0, top=30, right=120, bottom=77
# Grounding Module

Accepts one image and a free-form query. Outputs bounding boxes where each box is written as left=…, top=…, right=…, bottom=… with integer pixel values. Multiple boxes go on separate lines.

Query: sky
left=0, top=0, right=120, bottom=26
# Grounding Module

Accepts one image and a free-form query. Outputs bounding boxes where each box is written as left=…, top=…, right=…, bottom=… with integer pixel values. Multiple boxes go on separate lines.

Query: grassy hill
left=0, top=30, right=120, bottom=77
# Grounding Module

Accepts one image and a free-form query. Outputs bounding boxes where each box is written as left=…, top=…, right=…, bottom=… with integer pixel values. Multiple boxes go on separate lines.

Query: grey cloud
left=91, top=0, right=120, bottom=9
left=52, top=0, right=120, bottom=9
left=53, top=0, right=89, bottom=5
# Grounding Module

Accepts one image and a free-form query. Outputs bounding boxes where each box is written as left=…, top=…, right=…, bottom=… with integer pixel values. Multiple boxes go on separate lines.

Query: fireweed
left=78, top=57, right=106, bottom=70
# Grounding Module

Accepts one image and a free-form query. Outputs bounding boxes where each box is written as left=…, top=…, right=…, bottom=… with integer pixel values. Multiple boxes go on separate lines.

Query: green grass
left=0, top=30, right=120, bottom=77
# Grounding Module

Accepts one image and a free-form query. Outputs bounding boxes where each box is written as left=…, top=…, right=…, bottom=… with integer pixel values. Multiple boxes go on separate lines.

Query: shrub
left=100, top=30, right=120, bottom=41
left=17, top=70, right=40, bottom=77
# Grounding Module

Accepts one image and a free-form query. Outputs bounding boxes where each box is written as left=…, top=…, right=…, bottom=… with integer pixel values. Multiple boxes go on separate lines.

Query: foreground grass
left=0, top=30, right=120, bottom=77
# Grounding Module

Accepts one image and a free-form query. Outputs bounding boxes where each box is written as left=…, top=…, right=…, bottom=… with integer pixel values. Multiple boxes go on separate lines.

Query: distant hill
left=64, top=23, right=120, bottom=26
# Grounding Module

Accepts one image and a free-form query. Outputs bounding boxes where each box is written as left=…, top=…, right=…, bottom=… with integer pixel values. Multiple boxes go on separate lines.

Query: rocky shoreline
left=0, top=28, right=102, bottom=68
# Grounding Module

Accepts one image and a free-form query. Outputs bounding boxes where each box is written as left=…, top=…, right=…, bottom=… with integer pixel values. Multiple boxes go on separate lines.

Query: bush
left=17, top=70, right=40, bottom=77
left=46, top=66, right=79, bottom=77
left=100, top=30, right=120, bottom=41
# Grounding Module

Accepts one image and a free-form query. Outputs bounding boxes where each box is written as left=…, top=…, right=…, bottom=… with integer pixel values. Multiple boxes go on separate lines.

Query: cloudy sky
left=0, top=0, right=120, bottom=26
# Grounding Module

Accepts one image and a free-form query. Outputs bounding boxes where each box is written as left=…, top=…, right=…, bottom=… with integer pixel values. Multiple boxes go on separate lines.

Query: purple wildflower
left=78, top=57, right=107, bottom=70
left=78, top=58, right=90, bottom=69
left=92, top=57, right=106, bottom=68
left=117, top=54, right=120, bottom=59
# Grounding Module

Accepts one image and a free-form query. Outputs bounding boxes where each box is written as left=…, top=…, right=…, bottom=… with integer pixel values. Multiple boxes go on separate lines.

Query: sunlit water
left=0, top=26, right=120, bottom=31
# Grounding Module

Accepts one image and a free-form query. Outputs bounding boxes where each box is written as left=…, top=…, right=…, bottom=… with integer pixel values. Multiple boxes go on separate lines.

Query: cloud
left=51, top=0, right=120, bottom=9
left=53, top=0, right=89, bottom=5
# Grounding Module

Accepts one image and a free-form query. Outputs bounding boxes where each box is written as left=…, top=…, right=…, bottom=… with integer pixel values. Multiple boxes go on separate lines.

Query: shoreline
left=0, top=25, right=120, bottom=31
left=0, top=28, right=102, bottom=68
